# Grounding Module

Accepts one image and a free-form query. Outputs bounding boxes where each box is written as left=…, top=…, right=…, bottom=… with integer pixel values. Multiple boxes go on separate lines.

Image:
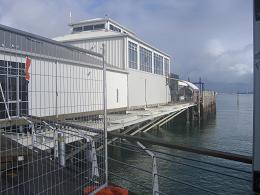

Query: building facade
left=0, top=24, right=107, bottom=119
left=54, top=18, right=171, bottom=109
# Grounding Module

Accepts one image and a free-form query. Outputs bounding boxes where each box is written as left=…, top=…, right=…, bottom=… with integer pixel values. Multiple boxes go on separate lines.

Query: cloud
left=0, top=0, right=253, bottom=90
left=205, top=39, right=226, bottom=57
left=0, top=0, right=88, bottom=37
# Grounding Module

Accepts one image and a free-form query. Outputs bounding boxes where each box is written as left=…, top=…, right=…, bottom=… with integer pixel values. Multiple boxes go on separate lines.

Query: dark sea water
left=109, top=94, right=253, bottom=195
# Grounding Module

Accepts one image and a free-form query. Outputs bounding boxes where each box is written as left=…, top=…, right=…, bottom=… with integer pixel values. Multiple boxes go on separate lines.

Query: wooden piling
left=200, top=91, right=216, bottom=121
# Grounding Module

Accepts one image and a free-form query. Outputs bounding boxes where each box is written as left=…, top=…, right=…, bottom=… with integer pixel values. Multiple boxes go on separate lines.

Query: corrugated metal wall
left=69, top=37, right=125, bottom=70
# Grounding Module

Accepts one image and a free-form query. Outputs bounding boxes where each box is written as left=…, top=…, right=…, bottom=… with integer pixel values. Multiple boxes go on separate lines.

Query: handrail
left=108, top=132, right=252, bottom=164
left=110, top=139, right=251, bottom=174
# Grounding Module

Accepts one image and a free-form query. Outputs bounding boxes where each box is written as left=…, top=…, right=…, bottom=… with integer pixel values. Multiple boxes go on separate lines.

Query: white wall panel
left=107, top=71, right=127, bottom=109
left=128, top=69, right=170, bottom=107
left=56, top=62, right=104, bottom=116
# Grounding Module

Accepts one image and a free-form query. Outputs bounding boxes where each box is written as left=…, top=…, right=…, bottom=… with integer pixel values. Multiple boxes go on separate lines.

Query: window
left=128, top=41, right=137, bottom=69
left=83, top=24, right=105, bottom=31
left=164, top=58, right=170, bottom=76
left=110, top=24, right=121, bottom=32
left=93, top=24, right=105, bottom=30
left=73, top=26, right=83, bottom=33
left=154, top=53, right=163, bottom=75
left=83, top=25, right=93, bottom=31
left=140, top=47, right=152, bottom=72
left=0, top=60, right=28, bottom=119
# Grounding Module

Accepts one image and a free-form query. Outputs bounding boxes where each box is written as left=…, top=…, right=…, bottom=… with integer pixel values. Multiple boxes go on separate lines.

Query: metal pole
left=58, top=132, right=65, bottom=167
left=55, top=60, right=58, bottom=119
left=198, top=92, right=201, bottom=127
left=102, top=43, right=108, bottom=186
left=0, top=82, right=11, bottom=120
left=16, top=60, right=20, bottom=117
left=253, top=0, right=260, bottom=193
left=137, top=142, right=159, bottom=195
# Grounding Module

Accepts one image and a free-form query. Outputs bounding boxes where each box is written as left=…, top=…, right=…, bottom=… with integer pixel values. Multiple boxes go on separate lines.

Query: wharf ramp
left=0, top=103, right=195, bottom=152
left=67, top=102, right=195, bottom=132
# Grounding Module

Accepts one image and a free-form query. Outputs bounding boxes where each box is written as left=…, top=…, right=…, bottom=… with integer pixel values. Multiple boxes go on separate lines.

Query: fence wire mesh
left=0, top=25, right=107, bottom=195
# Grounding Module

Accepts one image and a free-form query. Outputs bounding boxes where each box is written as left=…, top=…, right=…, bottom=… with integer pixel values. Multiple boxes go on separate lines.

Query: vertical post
left=186, top=107, right=190, bottom=127
left=54, top=130, right=58, bottom=159
left=55, top=61, right=58, bottom=119
left=254, top=0, right=260, bottom=193
left=191, top=106, right=195, bottom=126
left=58, top=132, right=65, bottom=167
left=145, top=79, right=147, bottom=107
left=237, top=92, right=239, bottom=107
left=198, top=92, right=201, bottom=127
left=90, top=139, right=99, bottom=177
left=24, top=118, right=36, bottom=148
left=17, top=62, right=20, bottom=117
left=102, top=43, right=108, bottom=186
left=0, top=82, right=10, bottom=120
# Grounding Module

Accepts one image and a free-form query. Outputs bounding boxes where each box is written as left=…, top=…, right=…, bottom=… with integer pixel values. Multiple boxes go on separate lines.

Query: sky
left=0, top=0, right=253, bottom=92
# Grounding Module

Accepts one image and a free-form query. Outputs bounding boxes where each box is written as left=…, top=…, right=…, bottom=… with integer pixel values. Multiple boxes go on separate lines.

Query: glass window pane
left=128, top=41, right=137, bottom=69
left=94, top=24, right=105, bottom=30
left=154, top=53, right=163, bottom=75
left=73, top=26, right=83, bottom=32
left=84, top=25, right=93, bottom=31
left=140, top=46, right=152, bottom=73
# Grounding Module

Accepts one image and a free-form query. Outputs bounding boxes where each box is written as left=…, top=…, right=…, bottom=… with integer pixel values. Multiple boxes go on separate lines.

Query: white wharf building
left=54, top=18, right=171, bottom=110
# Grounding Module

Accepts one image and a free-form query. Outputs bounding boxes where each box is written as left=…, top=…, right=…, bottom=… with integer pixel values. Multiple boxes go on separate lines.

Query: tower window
left=110, top=24, right=121, bottom=32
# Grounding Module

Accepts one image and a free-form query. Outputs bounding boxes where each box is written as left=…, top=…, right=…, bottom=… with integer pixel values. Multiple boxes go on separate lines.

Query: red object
left=25, top=57, right=31, bottom=81
left=84, top=186, right=128, bottom=195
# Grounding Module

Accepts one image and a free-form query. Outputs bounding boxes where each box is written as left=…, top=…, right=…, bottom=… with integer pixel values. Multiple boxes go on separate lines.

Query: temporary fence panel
left=0, top=24, right=107, bottom=195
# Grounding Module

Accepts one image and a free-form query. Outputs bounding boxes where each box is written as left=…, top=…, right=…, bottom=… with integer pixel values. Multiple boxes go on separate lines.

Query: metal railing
left=107, top=133, right=252, bottom=195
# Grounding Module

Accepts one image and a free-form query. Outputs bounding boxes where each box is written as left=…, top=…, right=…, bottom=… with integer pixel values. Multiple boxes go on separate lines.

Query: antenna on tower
left=69, top=11, right=72, bottom=24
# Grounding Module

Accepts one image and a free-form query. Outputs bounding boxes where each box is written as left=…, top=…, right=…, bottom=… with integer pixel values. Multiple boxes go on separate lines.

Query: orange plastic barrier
left=84, top=186, right=128, bottom=195
left=25, top=57, right=31, bottom=81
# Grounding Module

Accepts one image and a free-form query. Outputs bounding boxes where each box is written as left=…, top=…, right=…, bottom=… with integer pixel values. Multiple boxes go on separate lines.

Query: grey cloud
left=0, top=0, right=253, bottom=91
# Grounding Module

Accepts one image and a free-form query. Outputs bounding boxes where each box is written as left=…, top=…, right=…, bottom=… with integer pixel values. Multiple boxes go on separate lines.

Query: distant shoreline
left=217, top=92, right=253, bottom=95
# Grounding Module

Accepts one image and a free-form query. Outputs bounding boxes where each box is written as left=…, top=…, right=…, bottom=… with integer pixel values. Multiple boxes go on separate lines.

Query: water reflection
left=109, top=94, right=253, bottom=194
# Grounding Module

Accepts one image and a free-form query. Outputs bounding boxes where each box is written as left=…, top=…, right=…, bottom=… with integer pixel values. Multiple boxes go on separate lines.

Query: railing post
left=152, top=155, right=159, bottom=195
left=58, top=132, right=66, bottom=167
left=137, top=142, right=159, bottom=195
left=102, top=43, right=108, bottom=186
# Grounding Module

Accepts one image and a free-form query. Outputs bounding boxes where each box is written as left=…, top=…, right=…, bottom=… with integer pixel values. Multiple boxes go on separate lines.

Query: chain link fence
left=0, top=24, right=107, bottom=195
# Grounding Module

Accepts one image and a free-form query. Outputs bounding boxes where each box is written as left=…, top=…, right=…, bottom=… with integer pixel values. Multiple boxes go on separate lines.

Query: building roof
left=54, top=30, right=123, bottom=41
left=54, top=18, right=171, bottom=58
left=178, top=80, right=199, bottom=91
left=69, top=18, right=136, bottom=36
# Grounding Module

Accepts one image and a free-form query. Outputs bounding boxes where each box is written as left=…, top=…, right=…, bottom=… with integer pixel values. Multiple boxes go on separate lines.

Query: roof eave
left=56, top=32, right=171, bottom=58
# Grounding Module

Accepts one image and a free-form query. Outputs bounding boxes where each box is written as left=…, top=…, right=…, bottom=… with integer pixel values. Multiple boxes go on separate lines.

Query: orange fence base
left=84, top=186, right=128, bottom=195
